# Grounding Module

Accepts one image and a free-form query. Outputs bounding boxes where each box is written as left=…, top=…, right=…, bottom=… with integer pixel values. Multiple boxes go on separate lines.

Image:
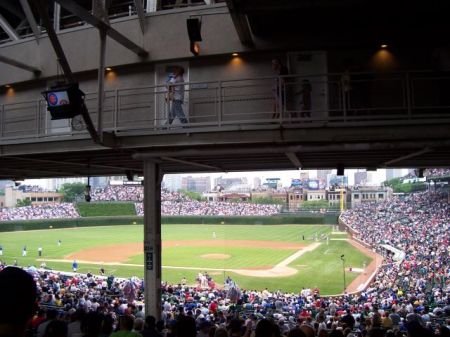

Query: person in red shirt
left=31, top=309, right=46, bottom=330
left=209, top=301, right=218, bottom=314
left=299, top=308, right=311, bottom=318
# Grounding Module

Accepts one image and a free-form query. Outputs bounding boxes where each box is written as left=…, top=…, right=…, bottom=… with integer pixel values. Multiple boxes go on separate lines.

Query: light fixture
left=126, top=170, right=134, bottom=182
left=190, top=41, right=200, bottom=56
left=337, top=164, right=345, bottom=176
left=85, top=176, right=91, bottom=202
left=381, top=44, right=388, bottom=49
left=416, top=168, right=425, bottom=178
left=187, top=18, right=202, bottom=56
left=105, top=67, right=112, bottom=71
left=232, top=53, right=239, bottom=57
left=84, top=184, right=91, bottom=202
left=5, top=84, right=11, bottom=88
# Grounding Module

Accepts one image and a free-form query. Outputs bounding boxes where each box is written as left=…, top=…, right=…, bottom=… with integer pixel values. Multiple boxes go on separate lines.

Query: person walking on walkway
left=166, top=66, right=188, bottom=125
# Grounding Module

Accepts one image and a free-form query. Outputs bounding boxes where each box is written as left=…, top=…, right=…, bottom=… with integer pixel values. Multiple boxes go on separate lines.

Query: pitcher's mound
left=201, top=254, right=231, bottom=260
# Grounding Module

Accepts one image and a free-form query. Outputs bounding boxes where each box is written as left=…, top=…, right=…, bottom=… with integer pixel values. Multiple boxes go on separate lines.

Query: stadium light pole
left=340, top=254, right=346, bottom=293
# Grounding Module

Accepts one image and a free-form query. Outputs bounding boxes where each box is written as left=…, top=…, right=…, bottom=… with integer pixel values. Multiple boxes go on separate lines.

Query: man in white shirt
left=167, top=66, right=188, bottom=125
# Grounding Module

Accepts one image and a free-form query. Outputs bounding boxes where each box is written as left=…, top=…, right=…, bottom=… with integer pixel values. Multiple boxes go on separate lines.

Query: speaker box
left=187, top=18, right=202, bottom=41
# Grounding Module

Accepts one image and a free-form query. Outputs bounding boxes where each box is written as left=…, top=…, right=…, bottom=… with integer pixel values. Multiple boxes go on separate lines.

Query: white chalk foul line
left=37, top=242, right=323, bottom=278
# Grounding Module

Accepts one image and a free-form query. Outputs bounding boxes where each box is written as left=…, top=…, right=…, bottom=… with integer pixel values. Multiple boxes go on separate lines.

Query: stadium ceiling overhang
left=226, top=0, right=450, bottom=49
left=1, top=136, right=450, bottom=180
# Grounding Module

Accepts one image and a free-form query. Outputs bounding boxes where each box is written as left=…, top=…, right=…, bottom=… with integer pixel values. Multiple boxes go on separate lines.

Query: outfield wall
left=0, top=214, right=338, bottom=232
left=338, top=215, right=384, bottom=295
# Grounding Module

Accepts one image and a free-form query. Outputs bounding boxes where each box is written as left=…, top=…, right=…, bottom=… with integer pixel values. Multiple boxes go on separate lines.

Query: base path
left=234, top=242, right=321, bottom=277
left=40, top=242, right=322, bottom=278
left=65, top=240, right=306, bottom=263
left=345, top=239, right=384, bottom=293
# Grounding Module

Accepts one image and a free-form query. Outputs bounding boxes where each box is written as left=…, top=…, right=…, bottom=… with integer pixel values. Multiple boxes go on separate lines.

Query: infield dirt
left=66, top=240, right=306, bottom=263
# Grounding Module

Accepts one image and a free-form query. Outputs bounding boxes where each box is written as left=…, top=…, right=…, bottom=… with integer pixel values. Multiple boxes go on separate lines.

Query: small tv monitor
left=42, top=83, right=84, bottom=120
left=46, top=90, right=71, bottom=107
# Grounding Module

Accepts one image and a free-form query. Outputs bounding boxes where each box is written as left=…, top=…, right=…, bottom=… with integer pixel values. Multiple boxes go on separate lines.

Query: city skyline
left=19, top=168, right=408, bottom=191
left=169, top=168, right=407, bottom=189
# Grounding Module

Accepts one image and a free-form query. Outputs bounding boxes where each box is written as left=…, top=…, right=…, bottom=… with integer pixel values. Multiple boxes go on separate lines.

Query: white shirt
left=169, top=75, right=185, bottom=101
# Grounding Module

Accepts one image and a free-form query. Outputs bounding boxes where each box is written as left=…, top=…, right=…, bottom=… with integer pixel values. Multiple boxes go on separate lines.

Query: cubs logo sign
left=48, top=93, right=58, bottom=106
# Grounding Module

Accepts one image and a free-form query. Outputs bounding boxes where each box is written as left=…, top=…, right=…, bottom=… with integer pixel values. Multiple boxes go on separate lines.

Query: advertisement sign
left=307, top=179, right=320, bottom=190
left=264, top=178, right=280, bottom=189
left=329, top=176, right=348, bottom=186
left=291, top=179, right=302, bottom=187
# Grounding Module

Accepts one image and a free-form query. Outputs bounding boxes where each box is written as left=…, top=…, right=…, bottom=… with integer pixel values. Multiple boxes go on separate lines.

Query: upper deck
left=1, top=70, right=449, bottom=179
left=0, top=1, right=450, bottom=179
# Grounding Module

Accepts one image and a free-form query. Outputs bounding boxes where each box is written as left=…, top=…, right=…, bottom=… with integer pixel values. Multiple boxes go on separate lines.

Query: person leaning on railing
left=166, top=66, right=188, bottom=126
left=271, top=59, right=289, bottom=120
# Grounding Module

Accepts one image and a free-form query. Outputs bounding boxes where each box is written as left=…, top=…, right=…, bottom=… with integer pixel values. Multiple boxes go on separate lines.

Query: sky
left=23, top=168, right=406, bottom=190
left=170, top=168, right=403, bottom=188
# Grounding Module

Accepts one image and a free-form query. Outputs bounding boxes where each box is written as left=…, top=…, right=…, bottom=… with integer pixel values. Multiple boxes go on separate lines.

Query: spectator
left=67, top=309, right=85, bottom=337
left=37, top=310, right=59, bottom=337
left=0, top=267, right=37, bottom=337
left=141, top=316, right=161, bottom=337
left=0, top=203, right=80, bottom=221
left=110, top=316, right=141, bottom=337
left=166, top=66, right=188, bottom=126
left=81, top=312, right=104, bottom=337
left=43, top=320, right=68, bottom=337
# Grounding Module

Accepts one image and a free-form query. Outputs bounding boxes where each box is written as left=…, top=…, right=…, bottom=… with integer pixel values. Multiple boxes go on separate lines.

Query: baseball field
left=0, top=224, right=376, bottom=294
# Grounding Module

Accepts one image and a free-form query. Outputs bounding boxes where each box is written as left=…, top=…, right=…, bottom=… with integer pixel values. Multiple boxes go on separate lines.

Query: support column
left=93, top=0, right=109, bottom=142
left=53, top=3, right=61, bottom=32
left=143, top=161, right=163, bottom=320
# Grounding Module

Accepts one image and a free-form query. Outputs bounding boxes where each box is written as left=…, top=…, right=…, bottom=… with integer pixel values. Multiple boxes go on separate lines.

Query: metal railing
left=1, top=71, right=450, bottom=143
left=0, top=1, right=223, bottom=45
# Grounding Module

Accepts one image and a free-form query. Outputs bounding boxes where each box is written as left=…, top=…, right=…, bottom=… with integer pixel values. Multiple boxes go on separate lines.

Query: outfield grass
left=128, top=246, right=296, bottom=269
left=0, top=224, right=371, bottom=294
left=77, top=203, right=136, bottom=217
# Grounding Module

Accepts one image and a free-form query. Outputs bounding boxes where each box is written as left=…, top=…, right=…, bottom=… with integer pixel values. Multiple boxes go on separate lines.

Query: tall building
left=300, top=172, right=310, bottom=181
left=317, top=170, right=332, bottom=182
left=366, top=172, right=375, bottom=185
left=386, top=169, right=404, bottom=181
left=90, top=177, right=109, bottom=188
left=214, top=176, right=247, bottom=190
left=0, top=180, right=13, bottom=189
left=181, top=176, right=211, bottom=193
left=163, top=174, right=183, bottom=192
left=253, top=177, right=261, bottom=189
left=354, top=170, right=368, bottom=185
left=48, top=177, right=88, bottom=191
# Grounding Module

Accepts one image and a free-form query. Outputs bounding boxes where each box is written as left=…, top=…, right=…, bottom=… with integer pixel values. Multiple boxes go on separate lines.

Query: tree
left=58, top=182, right=86, bottom=202
left=179, top=190, right=206, bottom=201
left=16, top=198, right=32, bottom=207
left=383, top=177, right=426, bottom=193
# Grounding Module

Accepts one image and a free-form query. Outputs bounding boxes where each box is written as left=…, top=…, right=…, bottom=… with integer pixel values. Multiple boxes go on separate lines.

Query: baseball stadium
left=1, top=1, right=450, bottom=336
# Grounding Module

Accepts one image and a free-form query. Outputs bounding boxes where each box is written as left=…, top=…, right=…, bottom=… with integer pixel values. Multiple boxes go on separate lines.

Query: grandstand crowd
left=0, top=188, right=280, bottom=220
left=0, top=186, right=449, bottom=337
left=92, top=186, right=281, bottom=216
left=0, top=203, right=80, bottom=221
left=424, top=169, right=450, bottom=178
left=91, top=185, right=144, bottom=202
left=137, top=200, right=280, bottom=216
left=402, top=168, right=450, bottom=180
